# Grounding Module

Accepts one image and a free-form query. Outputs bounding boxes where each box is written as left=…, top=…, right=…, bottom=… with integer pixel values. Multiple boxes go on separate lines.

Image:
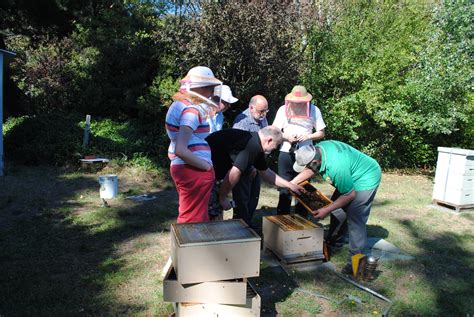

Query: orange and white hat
left=285, top=85, right=312, bottom=119
left=285, top=85, right=312, bottom=103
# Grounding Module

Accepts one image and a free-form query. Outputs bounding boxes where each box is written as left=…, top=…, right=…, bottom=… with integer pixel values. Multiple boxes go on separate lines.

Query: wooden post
left=82, top=114, right=91, bottom=149
left=0, top=49, right=16, bottom=176
left=0, top=53, right=4, bottom=176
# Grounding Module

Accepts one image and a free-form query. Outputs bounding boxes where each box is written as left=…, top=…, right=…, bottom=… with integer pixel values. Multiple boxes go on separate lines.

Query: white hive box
left=432, top=147, right=474, bottom=208
left=171, top=219, right=261, bottom=284
left=263, top=214, right=324, bottom=263
left=163, top=266, right=247, bottom=305
left=174, top=283, right=261, bottom=317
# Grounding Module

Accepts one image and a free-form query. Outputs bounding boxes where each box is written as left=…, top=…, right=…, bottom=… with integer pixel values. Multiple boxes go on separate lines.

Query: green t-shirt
left=317, top=140, right=381, bottom=194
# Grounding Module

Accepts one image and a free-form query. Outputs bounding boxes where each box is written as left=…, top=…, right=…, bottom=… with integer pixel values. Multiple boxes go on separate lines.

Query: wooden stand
left=432, top=199, right=474, bottom=212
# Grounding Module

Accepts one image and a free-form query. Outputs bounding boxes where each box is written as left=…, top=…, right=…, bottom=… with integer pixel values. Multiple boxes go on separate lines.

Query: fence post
left=82, top=115, right=91, bottom=149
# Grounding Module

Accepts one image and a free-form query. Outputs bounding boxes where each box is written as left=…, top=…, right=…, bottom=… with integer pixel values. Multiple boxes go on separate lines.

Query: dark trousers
left=276, top=151, right=307, bottom=217
left=327, top=190, right=348, bottom=245
left=232, top=172, right=261, bottom=226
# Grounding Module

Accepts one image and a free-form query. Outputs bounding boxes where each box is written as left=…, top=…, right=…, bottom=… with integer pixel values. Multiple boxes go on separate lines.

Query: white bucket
left=98, top=174, right=119, bottom=199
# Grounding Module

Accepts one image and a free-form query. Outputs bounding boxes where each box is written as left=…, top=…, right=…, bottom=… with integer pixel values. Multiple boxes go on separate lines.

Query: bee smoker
left=363, top=256, right=379, bottom=281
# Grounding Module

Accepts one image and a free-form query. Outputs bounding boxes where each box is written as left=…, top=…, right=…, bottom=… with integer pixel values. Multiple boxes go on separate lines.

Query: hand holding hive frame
left=290, top=180, right=332, bottom=215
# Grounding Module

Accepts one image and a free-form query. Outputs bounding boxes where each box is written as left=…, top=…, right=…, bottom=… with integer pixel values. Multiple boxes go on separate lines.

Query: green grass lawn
left=0, top=166, right=472, bottom=316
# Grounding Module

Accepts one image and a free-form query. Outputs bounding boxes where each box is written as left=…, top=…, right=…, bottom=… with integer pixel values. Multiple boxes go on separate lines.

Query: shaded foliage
left=5, top=0, right=170, bottom=118
left=3, top=113, right=83, bottom=165
left=3, top=114, right=169, bottom=167
left=1, top=0, right=472, bottom=168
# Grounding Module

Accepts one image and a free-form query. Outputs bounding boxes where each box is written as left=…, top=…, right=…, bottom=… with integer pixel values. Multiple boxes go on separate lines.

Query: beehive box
left=174, top=283, right=261, bottom=317
left=163, top=266, right=247, bottom=305
left=171, top=219, right=261, bottom=284
left=432, top=147, right=474, bottom=207
left=263, top=214, right=324, bottom=263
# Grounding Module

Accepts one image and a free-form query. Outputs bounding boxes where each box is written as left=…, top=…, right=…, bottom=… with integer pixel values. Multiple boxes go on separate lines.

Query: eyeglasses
left=255, top=108, right=269, bottom=115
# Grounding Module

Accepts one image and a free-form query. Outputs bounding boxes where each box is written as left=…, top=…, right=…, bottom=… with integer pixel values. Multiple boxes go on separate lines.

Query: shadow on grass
left=372, top=199, right=396, bottom=207
left=251, top=266, right=298, bottom=317
left=251, top=206, right=277, bottom=237
left=395, top=219, right=474, bottom=315
left=0, top=166, right=176, bottom=315
left=367, top=224, right=389, bottom=239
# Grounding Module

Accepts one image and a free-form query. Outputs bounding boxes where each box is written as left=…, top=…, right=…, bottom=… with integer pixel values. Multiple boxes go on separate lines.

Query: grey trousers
left=331, top=188, right=379, bottom=263
left=232, top=172, right=261, bottom=227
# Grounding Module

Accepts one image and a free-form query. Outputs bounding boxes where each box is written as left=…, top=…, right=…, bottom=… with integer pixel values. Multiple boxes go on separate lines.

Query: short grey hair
left=249, top=95, right=268, bottom=109
left=260, top=126, right=283, bottom=144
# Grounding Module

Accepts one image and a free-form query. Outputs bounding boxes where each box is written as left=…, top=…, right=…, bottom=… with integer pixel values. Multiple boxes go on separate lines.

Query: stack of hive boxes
left=163, top=219, right=262, bottom=316
left=432, top=147, right=474, bottom=210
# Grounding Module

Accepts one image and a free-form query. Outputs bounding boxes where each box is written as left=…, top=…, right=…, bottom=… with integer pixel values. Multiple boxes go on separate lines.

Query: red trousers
left=170, top=164, right=214, bottom=224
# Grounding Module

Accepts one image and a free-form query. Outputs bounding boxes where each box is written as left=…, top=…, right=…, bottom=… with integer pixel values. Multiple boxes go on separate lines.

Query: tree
left=304, top=0, right=473, bottom=167
left=154, top=1, right=309, bottom=115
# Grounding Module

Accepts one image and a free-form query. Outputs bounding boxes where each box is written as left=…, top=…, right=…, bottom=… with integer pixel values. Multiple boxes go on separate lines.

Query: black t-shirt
left=205, top=129, right=269, bottom=180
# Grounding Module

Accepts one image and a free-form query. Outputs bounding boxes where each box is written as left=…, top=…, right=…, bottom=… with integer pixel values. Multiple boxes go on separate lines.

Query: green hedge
left=4, top=113, right=169, bottom=168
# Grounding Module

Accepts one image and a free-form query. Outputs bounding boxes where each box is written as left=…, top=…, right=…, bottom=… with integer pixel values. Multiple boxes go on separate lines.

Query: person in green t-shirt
left=292, top=140, right=381, bottom=274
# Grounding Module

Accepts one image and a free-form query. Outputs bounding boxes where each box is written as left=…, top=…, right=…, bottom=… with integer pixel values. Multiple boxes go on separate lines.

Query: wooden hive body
left=263, top=214, right=324, bottom=263
left=163, top=266, right=248, bottom=305
left=174, top=283, right=260, bottom=317
left=171, top=219, right=261, bottom=284
left=433, top=147, right=474, bottom=208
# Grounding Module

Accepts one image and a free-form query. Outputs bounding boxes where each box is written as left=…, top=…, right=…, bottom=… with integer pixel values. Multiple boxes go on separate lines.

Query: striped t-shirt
left=165, top=100, right=213, bottom=166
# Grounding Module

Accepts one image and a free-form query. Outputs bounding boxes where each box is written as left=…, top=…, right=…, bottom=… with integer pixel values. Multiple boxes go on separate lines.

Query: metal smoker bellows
left=364, top=256, right=379, bottom=281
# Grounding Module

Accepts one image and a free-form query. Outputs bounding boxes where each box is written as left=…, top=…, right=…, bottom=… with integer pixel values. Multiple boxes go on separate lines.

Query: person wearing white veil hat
left=272, top=85, right=326, bottom=217
left=165, top=66, right=222, bottom=223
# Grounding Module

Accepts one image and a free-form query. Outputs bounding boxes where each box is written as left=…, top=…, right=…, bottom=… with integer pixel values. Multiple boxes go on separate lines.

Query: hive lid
left=171, top=219, right=261, bottom=246
left=437, top=147, right=474, bottom=156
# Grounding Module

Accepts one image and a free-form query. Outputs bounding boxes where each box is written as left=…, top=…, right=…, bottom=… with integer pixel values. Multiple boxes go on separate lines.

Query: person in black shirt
left=206, top=126, right=303, bottom=222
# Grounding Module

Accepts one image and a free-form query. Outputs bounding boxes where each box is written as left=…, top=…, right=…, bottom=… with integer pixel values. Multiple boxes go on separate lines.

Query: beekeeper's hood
left=179, top=66, right=222, bottom=109
left=285, top=85, right=312, bottom=119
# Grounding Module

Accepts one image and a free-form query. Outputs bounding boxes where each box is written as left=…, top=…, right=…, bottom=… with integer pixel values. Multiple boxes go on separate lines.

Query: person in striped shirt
left=165, top=66, right=222, bottom=223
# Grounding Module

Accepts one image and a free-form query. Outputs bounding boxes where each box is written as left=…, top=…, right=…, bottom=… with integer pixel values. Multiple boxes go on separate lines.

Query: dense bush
left=4, top=114, right=169, bottom=167
left=4, top=113, right=83, bottom=165
left=6, top=0, right=170, bottom=119
left=85, top=117, right=169, bottom=167
left=155, top=1, right=308, bottom=116
left=304, top=1, right=473, bottom=168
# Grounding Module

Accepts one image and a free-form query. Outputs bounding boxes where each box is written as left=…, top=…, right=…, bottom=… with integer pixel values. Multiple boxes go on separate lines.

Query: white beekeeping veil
left=179, top=66, right=223, bottom=117
left=285, top=85, right=312, bottom=120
